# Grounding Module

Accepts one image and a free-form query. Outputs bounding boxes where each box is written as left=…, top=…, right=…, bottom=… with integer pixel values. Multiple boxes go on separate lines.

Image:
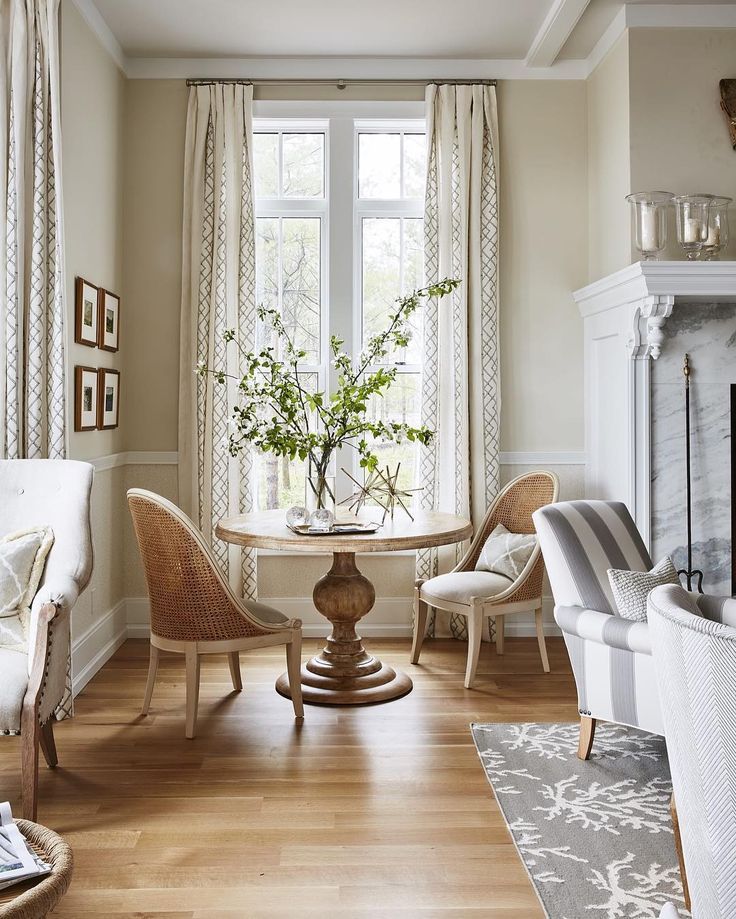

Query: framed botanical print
left=98, top=289, right=120, bottom=352
left=97, top=368, right=120, bottom=430
left=75, top=278, right=99, bottom=347
left=74, top=366, right=98, bottom=431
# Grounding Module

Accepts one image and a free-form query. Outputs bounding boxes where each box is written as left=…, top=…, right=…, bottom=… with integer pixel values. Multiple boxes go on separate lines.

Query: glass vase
left=305, top=456, right=336, bottom=515
left=674, top=194, right=713, bottom=260
left=626, top=191, right=673, bottom=260
left=703, top=196, right=731, bottom=260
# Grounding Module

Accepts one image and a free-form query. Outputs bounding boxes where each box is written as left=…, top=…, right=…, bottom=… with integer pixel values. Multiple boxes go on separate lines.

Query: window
left=253, top=110, right=426, bottom=510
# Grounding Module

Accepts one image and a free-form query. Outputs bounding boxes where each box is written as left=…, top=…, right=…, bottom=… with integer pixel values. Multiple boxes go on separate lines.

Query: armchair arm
left=21, top=602, right=59, bottom=728
left=555, top=605, right=652, bottom=655
left=28, top=579, right=76, bottom=724
left=695, top=593, right=736, bottom=628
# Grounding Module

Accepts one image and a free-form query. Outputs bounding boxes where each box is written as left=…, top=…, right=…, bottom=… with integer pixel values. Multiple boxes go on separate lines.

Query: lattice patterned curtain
left=417, top=83, right=500, bottom=640
left=179, top=82, right=258, bottom=598
left=0, top=0, right=66, bottom=460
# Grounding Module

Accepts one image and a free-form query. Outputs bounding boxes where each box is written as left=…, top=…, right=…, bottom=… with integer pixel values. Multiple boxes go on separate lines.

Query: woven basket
left=0, top=820, right=73, bottom=919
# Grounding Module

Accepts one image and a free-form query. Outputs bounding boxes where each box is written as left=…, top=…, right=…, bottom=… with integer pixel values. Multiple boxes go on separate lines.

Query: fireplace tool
left=678, top=353, right=704, bottom=593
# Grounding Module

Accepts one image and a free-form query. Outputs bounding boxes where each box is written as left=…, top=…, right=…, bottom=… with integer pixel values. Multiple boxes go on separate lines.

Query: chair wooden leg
left=671, top=794, right=691, bottom=912
left=286, top=636, right=304, bottom=719
left=577, top=715, right=597, bottom=761
left=39, top=719, right=58, bottom=768
left=410, top=583, right=428, bottom=665
left=228, top=652, right=243, bottom=692
left=185, top=648, right=201, bottom=740
left=20, top=722, right=40, bottom=821
left=465, top=603, right=483, bottom=690
left=535, top=607, right=550, bottom=673
left=142, top=643, right=160, bottom=715
left=495, top=616, right=504, bottom=655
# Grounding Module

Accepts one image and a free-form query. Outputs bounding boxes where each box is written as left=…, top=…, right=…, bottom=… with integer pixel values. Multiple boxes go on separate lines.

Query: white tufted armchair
left=0, top=460, right=93, bottom=819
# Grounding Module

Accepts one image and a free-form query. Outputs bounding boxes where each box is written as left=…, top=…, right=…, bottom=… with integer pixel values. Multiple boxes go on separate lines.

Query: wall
left=586, top=33, right=631, bottom=281
left=628, top=28, right=736, bottom=261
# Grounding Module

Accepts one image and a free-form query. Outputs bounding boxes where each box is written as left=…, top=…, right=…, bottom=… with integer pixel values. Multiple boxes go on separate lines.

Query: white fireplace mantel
left=573, top=261, right=736, bottom=547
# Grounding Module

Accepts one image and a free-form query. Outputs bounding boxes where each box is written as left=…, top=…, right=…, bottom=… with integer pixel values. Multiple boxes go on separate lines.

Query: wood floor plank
left=0, top=636, right=577, bottom=916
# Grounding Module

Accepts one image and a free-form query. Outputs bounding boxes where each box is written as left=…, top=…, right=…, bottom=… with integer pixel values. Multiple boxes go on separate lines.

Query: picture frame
left=98, top=288, right=120, bottom=352
left=74, top=366, right=99, bottom=431
left=75, top=278, right=99, bottom=347
left=97, top=368, right=120, bottom=430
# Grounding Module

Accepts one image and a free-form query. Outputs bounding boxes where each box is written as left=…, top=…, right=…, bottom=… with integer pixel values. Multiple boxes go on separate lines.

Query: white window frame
left=252, top=101, right=425, bottom=552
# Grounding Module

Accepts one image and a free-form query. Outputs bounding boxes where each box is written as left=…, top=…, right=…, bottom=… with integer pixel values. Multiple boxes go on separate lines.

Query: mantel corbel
left=627, top=294, right=675, bottom=360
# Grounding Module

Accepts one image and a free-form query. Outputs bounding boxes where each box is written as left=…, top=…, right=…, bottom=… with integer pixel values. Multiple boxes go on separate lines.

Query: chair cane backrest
left=649, top=584, right=736, bottom=919
left=533, top=500, right=652, bottom=614
left=127, top=489, right=272, bottom=642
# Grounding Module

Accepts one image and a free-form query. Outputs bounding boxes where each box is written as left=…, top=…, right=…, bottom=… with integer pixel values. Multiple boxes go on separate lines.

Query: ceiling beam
left=525, top=0, right=593, bottom=68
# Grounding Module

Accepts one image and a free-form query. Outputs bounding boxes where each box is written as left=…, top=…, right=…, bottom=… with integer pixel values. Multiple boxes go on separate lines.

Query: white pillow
left=0, top=527, right=54, bottom=653
left=475, top=524, right=537, bottom=581
left=607, top=556, right=680, bottom=622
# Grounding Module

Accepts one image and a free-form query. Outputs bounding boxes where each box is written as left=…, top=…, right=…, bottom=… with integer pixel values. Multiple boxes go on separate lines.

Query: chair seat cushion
left=243, top=599, right=289, bottom=625
left=422, top=570, right=514, bottom=606
left=0, top=648, right=28, bottom=733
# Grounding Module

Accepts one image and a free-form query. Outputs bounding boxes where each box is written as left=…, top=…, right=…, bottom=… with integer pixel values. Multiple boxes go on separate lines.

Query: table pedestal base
left=274, top=551, right=413, bottom=706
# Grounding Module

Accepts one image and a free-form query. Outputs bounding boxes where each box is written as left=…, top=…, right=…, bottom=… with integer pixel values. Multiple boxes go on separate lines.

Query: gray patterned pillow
left=607, top=556, right=680, bottom=622
left=475, top=524, right=537, bottom=581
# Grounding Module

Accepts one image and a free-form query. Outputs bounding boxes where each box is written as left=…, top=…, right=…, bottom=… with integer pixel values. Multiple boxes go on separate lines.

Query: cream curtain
left=179, top=83, right=258, bottom=597
left=0, top=0, right=66, bottom=460
left=417, top=83, right=500, bottom=639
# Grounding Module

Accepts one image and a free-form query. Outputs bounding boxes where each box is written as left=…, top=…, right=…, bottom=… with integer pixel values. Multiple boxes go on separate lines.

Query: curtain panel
left=179, top=83, right=258, bottom=598
left=0, top=0, right=66, bottom=460
left=417, top=83, right=500, bottom=639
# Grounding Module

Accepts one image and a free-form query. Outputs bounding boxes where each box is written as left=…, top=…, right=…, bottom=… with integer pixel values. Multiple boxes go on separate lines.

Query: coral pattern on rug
left=471, top=722, right=689, bottom=919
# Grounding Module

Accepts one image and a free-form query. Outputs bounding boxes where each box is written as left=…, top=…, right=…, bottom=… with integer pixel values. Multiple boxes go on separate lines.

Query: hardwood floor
left=0, top=636, right=577, bottom=917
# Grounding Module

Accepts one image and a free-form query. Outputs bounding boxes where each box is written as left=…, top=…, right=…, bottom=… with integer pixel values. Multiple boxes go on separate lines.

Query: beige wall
left=629, top=27, right=736, bottom=260
left=586, top=33, right=631, bottom=281
left=61, top=0, right=125, bottom=460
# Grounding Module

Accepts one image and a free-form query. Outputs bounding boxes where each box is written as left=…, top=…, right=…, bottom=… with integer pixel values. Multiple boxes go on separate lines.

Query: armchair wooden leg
left=577, top=715, right=596, bottom=761
left=465, top=603, right=483, bottom=690
left=142, top=643, right=160, bottom=715
left=228, top=652, right=243, bottom=692
left=670, top=793, right=691, bottom=912
left=20, top=722, right=40, bottom=822
left=495, top=616, right=504, bottom=655
left=534, top=607, right=550, bottom=673
left=286, top=636, right=304, bottom=719
left=185, top=648, right=201, bottom=740
left=410, top=582, right=428, bottom=665
left=39, top=720, right=58, bottom=768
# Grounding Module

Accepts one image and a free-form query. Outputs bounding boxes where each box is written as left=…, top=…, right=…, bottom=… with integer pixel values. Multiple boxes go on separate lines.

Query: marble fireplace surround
left=574, top=262, right=736, bottom=591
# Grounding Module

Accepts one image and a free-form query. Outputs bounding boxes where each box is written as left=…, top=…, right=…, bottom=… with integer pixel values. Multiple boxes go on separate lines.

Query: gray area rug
left=471, top=722, right=689, bottom=919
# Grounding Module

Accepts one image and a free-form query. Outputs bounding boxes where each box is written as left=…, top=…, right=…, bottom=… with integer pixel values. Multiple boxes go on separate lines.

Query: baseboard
left=72, top=595, right=561, bottom=696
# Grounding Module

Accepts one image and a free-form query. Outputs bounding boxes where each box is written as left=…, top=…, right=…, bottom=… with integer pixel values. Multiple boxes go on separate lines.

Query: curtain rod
left=185, top=78, right=497, bottom=88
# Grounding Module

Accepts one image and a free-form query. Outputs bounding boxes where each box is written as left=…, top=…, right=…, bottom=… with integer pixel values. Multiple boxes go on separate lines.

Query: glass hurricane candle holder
left=703, top=195, right=731, bottom=260
left=626, top=191, right=673, bottom=260
left=674, top=194, right=713, bottom=260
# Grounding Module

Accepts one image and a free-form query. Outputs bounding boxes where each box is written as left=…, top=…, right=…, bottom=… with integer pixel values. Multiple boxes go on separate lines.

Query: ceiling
left=82, top=0, right=736, bottom=76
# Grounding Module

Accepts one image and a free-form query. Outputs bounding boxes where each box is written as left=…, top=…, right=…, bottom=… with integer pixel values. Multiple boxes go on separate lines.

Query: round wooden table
left=215, top=509, right=472, bottom=706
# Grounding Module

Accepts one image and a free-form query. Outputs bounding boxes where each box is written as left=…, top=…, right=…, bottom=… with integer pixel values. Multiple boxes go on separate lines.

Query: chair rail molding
left=573, top=260, right=736, bottom=547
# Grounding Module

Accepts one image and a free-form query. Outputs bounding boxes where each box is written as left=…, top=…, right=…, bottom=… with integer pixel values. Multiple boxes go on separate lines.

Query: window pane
left=403, top=134, right=426, bottom=199
left=366, top=373, right=421, bottom=497
left=362, top=217, right=400, bottom=359
left=282, top=133, right=324, bottom=197
left=401, top=219, right=424, bottom=364
left=256, top=217, right=279, bottom=345
left=253, top=133, right=278, bottom=198
left=359, top=133, right=400, bottom=198
left=282, top=218, right=321, bottom=362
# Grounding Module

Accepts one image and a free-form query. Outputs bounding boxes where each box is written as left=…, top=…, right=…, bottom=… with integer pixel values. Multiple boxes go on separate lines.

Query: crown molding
left=625, top=3, right=736, bottom=29
left=70, top=0, right=126, bottom=72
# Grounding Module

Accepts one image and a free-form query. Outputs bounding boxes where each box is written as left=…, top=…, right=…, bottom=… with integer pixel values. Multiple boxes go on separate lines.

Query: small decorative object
left=74, top=366, right=98, bottom=431
left=98, top=288, right=120, bottom=351
left=340, top=463, right=421, bottom=523
left=199, top=278, right=459, bottom=518
left=97, top=368, right=120, bottom=430
left=703, top=195, right=731, bottom=260
left=74, top=277, right=99, bottom=347
left=719, top=79, right=736, bottom=149
left=625, top=191, right=673, bottom=260
left=674, top=194, right=713, bottom=259
left=309, top=508, right=334, bottom=531
left=286, top=506, right=309, bottom=528
left=678, top=354, right=703, bottom=593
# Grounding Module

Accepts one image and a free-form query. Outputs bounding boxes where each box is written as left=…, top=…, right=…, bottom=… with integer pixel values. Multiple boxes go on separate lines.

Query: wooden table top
left=216, top=509, right=472, bottom=553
